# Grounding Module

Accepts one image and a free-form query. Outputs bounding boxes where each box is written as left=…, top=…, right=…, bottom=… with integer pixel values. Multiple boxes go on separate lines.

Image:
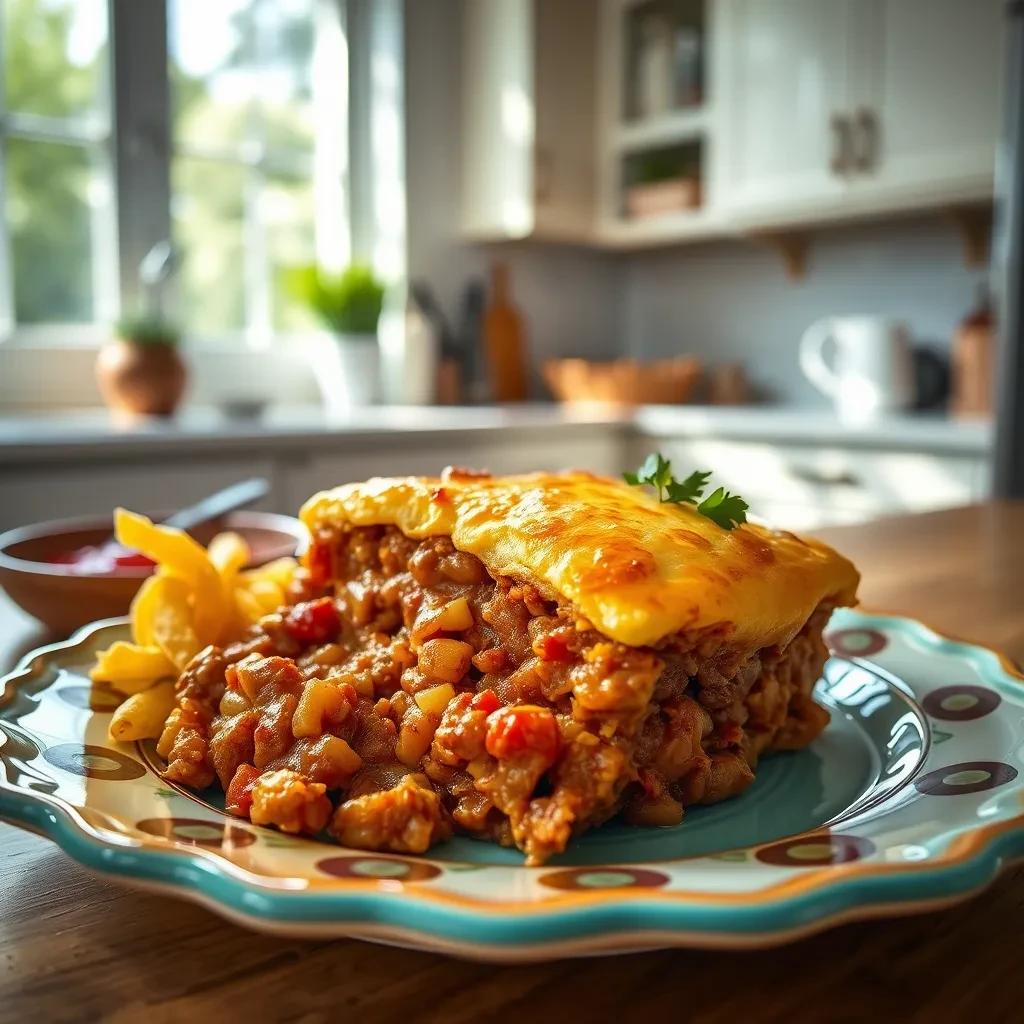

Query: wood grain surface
left=2, top=503, right=1023, bottom=1024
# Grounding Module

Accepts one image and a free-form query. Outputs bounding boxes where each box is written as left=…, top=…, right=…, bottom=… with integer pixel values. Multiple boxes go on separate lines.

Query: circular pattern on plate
left=136, top=817, right=257, bottom=848
left=539, top=867, right=670, bottom=891
left=913, top=760, right=1018, bottom=796
left=755, top=834, right=876, bottom=867
left=826, top=628, right=888, bottom=657
left=42, top=743, right=146, bottom=781
left=55, top=685, right=122, bottom=712
left=922, top=685, right=1001, bottom=722
left=316, top=855, right=442, bottom=881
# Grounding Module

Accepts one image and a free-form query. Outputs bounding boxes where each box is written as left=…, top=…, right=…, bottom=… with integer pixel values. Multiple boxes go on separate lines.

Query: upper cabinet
left=712, top=0, right=850, bottom=217
left=459, top=0, right=1007, bottom=248
left=459, top=0, right=596, bottom=243
left=849, top=0, right=1004, bottom=206
left=715, top=0, right=1005, bottom=230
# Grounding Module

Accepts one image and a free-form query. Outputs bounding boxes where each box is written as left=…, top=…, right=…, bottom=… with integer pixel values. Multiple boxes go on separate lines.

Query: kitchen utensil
left=799, top=316, right=915, bottom=421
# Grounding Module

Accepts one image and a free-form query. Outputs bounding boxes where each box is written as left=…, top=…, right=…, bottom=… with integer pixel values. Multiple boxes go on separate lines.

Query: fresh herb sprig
left=623, top=453, right=749, bottom=530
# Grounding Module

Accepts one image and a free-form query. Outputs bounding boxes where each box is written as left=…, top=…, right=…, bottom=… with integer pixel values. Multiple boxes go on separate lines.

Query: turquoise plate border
left=2, top=611, right=1024, bottom=960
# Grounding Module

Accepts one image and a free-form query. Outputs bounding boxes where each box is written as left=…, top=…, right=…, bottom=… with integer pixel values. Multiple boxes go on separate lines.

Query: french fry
left=239, top=556, right=297, bottom=590
left=208, top=531, right=250, bottom=587
left=108, top=681, right=176, bottom=743
left=248, top=578, right=285, bottom=613
left=114, top=508, right=228, bottom=643
left=90, top=641, right=176, bottom=691
left=234, top=586, right=266, bottom=625
left=148, top=574, right=202, bottom=670
left=128, top=574, right=162, bottom=647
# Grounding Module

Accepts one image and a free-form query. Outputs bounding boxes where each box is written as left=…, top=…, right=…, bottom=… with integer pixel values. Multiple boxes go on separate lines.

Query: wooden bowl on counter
left=0, top=510, right=306, bottom=637
left=543, top=357, right=702, bottom=407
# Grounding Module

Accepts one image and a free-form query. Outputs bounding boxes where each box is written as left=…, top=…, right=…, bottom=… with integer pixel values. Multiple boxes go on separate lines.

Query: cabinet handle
left=829, top=114, right=853, bottom=175
left=852, top=107, right=879, bottom=172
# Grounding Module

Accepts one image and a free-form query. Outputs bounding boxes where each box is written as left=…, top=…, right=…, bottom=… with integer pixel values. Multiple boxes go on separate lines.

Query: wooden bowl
left=0, top=510, right=306, bottom=637
left=543, top=357, right=702, bottom=406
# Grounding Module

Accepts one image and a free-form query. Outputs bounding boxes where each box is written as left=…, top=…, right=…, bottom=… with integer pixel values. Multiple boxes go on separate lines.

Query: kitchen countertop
left=2, top=503, right=1022, bottom=1022
left=0, top=404, right=993, bottom=463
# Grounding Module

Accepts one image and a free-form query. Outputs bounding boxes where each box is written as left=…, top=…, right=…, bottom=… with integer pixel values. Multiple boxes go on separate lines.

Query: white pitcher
left=799, top=316, right=915, bottom=421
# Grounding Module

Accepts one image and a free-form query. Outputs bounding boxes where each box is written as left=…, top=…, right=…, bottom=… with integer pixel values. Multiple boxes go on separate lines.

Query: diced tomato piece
left=306, top=541, right=333, bottom=586
left=637, top=767, right=662, bottom=799
left=225, top=763, right=260, bottom=817
left=470, top=689, right=501, bottom=714
left=535, top=631, right=573, bottom=662
left=485, top=705, right=560, bottom=764
left=282, top=597, right=340, bottom=646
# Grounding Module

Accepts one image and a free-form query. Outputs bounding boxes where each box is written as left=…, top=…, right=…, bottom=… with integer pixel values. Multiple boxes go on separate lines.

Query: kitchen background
left=0, top=0, right=1011, bottom=534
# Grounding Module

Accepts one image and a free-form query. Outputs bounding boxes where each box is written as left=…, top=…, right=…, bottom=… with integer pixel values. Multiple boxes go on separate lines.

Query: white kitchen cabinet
left=715, top=0, right=1004, bottom=229
left=460, top=0, right=597, bottom=242
left=713, top=0, right=850, bottom=216
left=281, top=432, right=623, bottom=513
left=634, top=436, right=988, bottom=530
left=849, top=0, right=1004, bottom=207
left=0, top=457, right=281, bottom=532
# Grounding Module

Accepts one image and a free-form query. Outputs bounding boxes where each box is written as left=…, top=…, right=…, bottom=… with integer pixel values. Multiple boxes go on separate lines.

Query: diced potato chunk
left=414, top=682, right=456, bottom=717
left=317, top=735, right=364, bottom=780
left=418, top=639, right=474, bottom=684
left=412, top=597, right=474, bottom=644
left=395, top=707, right=438, bottom=767
left=292, top=679, right=350, bottom=738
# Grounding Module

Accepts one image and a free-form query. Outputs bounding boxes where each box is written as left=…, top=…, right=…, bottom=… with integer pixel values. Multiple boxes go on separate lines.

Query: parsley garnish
left=623, top=453, right=749, bottom=530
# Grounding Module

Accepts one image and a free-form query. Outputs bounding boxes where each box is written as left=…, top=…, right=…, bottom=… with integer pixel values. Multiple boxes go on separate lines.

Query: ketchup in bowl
left=45, top=544, right=155, bottom=574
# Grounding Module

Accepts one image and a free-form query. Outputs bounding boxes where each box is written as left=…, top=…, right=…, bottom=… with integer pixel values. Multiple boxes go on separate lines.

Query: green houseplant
left=286, top=263, right=387, bottom=409
left=95, top=315, right=187, bottom=417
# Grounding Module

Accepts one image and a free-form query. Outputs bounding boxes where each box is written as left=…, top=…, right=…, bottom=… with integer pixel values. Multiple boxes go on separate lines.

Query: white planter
left=378, top=289, right=439, bottom=405
left=309, top=332, right=380, bottom=413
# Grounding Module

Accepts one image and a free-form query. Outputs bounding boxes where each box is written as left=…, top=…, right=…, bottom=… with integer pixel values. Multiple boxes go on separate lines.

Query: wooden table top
left=2, top=502, right=1023, bottom=1023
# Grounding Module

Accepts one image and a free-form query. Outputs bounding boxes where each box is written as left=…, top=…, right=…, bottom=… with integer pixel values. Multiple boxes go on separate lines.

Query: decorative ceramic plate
left=2, top=610, right=1023, bottom=961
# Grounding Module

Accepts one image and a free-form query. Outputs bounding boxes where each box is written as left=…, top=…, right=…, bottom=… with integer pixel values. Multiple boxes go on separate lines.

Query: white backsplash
left=618, top=216, right=989, bottom=406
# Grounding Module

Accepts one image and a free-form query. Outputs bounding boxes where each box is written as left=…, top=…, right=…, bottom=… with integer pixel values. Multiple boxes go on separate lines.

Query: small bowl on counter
left=543, top=356, right=702, bottom=407
left=0, top=510, right=306, bottom=637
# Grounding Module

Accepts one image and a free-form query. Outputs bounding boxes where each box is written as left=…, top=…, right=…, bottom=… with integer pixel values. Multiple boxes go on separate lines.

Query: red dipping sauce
left=45, top=543, right=155, bottom=574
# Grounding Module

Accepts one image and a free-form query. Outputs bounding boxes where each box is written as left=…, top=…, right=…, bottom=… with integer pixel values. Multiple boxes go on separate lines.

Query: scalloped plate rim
left=2, top=611, right=1024, bottom=958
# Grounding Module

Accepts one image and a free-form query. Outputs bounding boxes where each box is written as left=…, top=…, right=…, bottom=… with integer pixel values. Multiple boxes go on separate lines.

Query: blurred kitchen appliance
left=457, top=279, right=488, bottom=403
left=952, top=288, right=995, bottom=418
left=800, top=316, right=915, bottom=421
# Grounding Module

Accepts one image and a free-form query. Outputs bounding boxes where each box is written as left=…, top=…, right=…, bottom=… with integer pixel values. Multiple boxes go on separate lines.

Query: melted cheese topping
left=301, top=472, right=859, bottom=650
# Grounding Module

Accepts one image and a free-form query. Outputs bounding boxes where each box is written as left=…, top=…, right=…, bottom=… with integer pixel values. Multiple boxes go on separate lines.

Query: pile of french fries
left=91, top=509, right=298, bottom=744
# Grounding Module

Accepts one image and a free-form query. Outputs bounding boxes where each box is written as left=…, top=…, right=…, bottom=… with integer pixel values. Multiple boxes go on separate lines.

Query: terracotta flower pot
left=95, top=339, right=187, bottom=417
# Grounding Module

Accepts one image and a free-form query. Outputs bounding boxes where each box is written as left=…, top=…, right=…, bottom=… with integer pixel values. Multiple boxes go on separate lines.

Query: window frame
left=0, top=0, right=119, bottom=338
left=0, top=0, right=366, bottom=347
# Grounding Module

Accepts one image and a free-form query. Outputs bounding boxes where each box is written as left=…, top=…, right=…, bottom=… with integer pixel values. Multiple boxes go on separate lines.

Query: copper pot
left=95, top=339, right=187, bottom=416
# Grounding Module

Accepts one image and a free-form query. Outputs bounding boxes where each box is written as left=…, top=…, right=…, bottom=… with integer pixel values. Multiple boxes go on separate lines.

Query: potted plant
left=286, top=263, right=386, bottom=410
left=95, top=316, right=187, bottom=417
left=625, top=148, right=702, bottom=220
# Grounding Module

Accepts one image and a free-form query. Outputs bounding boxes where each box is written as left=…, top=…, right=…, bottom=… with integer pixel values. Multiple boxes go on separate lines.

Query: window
left=169, top=0, right=343, bottom=340
left=0, top=0, right=114, bottom=331
left=0, top=0, right=361, bottom=344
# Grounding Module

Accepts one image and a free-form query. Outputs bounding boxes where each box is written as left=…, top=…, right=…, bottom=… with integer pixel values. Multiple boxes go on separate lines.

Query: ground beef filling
left=157, top=525, right=832, bottom=865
